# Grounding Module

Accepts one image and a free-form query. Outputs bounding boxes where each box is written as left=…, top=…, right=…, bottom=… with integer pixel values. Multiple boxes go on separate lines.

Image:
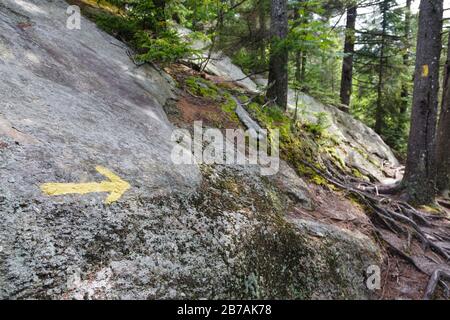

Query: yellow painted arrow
left=41, top=166, right=130, bottom=204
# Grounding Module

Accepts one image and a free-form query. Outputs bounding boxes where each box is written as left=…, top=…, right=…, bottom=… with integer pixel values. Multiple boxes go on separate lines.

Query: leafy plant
left=184, top=76, right=219, bottom=99
left=93, top=0, right=194, bottom=65
left=302, top=112, right=330, bottom=137
left=135, top=30, right=193, bottom=65
left=95, top=13, right=138, bottom=41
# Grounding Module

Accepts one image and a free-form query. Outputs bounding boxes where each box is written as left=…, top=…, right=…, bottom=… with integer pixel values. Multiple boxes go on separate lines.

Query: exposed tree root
left=231, top=92, right=449, bottom=299
left=438, top=199, right=450, bottom=210
left=359, top=181, right=404, bottom=195
left=299, top=158, right=450, bottom=299
left=424, top=270, right=450, bottom=300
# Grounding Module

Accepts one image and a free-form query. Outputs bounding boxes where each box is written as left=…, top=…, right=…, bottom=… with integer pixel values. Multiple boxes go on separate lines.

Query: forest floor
left=165, top=64, right=449, bottom=300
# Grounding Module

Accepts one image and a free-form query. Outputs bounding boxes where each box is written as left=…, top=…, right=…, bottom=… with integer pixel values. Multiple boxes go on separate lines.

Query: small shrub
left=302, top=112, right=330, bottom=137
left=91, top=1, right=194, bottom=65
left=184, top=76, right=219, bottom=99
left=135, top=30, right=193, bottom=65
left=221, top=96, right=240, bottom=123
left=95, top=13, right=138, bottom=41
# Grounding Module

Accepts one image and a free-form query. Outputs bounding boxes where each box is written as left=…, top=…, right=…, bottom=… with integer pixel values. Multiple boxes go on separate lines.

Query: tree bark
left=402, top=0, right=443, bottom=205
left=153, top=0, right=166, bottom=32
left=267, top=0, right=289, bottom=110
left=192, top=0, right=198, bottom=31
left=301, top=52, right=306, bottom=85
left=258, top=1, right=267, bottom=66
left=339, top=5, right=357, bottom=108
left=294, top=6, right=301, bottom=84
left=374, top=0, right=388, bottom=134
left=295, top=50, right=302, bottom=84
left=399, top=0, right=412, bottom=124
left=436, top=32, right=450, bottom=193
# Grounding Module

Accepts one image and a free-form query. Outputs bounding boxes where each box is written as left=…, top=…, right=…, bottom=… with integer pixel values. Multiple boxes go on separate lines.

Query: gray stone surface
left=289, top=93, right=400, bottom=181
left=235, top=102, right=266, bottom=140
left=0, top=0, right=201, bottom=206
left=177, top=26, right=259, bottom=93
left=182, top=34, right=400, bottom=181
left=0, top=0, right=382, bottom=299
left=0, top=163, right=380, bottom=299
left=273, top=161, right=313, bottom=210
left=232, top=99, right=312, bottom=209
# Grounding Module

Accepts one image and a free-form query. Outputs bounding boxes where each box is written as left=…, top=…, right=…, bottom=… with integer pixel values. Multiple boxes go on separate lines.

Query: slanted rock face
left=1, top=163, right=381, bottom=299
left=0, top=0, right=201, bottom=205
left=181, top=33, right=400, bottom=182
left=1, top=0, right=381, bottom=299
left=177, top=26, right=259, bottom=93
left=288, top=93, right=400, bottom=182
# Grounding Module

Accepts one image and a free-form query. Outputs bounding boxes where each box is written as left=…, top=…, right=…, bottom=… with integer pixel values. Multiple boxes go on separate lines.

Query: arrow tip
left=96, top=166, right=131, bottom=204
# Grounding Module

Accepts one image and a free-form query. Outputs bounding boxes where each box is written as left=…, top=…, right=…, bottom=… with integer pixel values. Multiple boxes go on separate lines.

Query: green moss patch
left=185, top=76, right=220, bottom=99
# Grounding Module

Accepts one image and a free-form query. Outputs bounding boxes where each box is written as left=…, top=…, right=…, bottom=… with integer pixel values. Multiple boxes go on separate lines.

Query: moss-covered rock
left=185, top=76, right=220, bottom=99
left=0, top=163, right=380, bottom=299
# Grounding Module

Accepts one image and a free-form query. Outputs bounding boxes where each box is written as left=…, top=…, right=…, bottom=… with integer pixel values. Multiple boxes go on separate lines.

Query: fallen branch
left=222, top=69, right=269, bottom=83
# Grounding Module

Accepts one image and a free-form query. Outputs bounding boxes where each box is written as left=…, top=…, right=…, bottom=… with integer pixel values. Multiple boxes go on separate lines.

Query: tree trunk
left=294, top=6, right=301, bottom=85
left=374, top=0, right=388, bottom=134
left=267, top=0, right=289, bottom=110
left=153, top=0, right=166, bottom=32
left=295, top=50, right=302, bottom=84
left=192, top=0, right=198, bottom=31
left=339, top=5, right=357, bottom=109
left=436, top=32, right=450, bottom=193
left=294, top=1, right=306, bottom=88
left=258, top=1, right=267, bottom=66
left=399, top=0, right=412, bottom=125
left=402, top=0, right=443, bottom=205
left=301, top=52, right=306, bottom=85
